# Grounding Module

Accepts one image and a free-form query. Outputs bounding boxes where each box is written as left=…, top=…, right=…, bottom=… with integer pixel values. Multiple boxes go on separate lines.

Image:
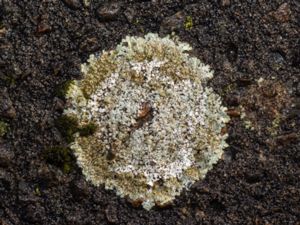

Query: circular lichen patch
left=64, top=33, right=230, bottom=210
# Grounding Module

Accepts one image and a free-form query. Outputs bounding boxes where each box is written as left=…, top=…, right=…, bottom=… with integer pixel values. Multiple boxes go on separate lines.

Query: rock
left=22, top=203, right=45, bottom=223
left=223, top=60, right=234, bottom=73
left=0, top=170, right=14, bottom=193
left=96, top=2, right=121, bottom=21
left=225, top=93, right=240, bottom=106
left=37, top=20, right=51, bottom=34
left=1, top=207, right=20, bottom=225
left=18, top=181, right=31, bottom=193
left=83, top=0, right=91, bottom=7
left=105, top=204, right=118, bottom=224
left=296, top=82, right=300, bottom=96
left=226, top=108, right=241, bottom=117
left=79, top=37, right=100, bottom=52
left=195, top=209, right=206, bottom=222
left=53, top=97, right=65, bottom=112
left=0, top=88, right=16, bottom=119
left=0, top=27, right=6, bottom=36
left=276, top=133, right=299, bottom=145
left=18, top=181, right=40, bottom=203
left=271, top=3, right=291, bottom=23
left=269, top=51, right=285, bottom=71
left=226, top=43, right=238, bottom=62
left=220, top=0, right=231, bottom=7
left=159, top=11, right=185, bottom=34
left=65, top=213, right=82, bottom=225
left=124, top=7, right=135, bottom=23
left=240, top=59, right=256, bottom=73
left=236, top=73, right=252, bottom=87
left=62, top=0, right=81, bottom=9
left=37, top=165, right=58, bottom=187
left=0, top=143, right=14, bottom=167
left=222, top=149, right=234, bottom=162
left=70, top=178, right=89, bottom=199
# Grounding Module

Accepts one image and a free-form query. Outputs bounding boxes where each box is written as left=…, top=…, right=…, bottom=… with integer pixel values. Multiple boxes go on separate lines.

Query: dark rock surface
left=0, top=0, right=299, bottom=224
left=96, top=2, right=122, bottom=22
left=0, top=88, right=16, bottom=119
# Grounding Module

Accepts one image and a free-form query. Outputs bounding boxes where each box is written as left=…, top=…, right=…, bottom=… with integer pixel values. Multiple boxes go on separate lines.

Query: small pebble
left=37, top=20, right=51, bottom=34
left=269, top=51, right=285, bottom=70
left=62, top=0, right=81, bottom=9
left=124, top=7, right=135, bottom=23
left=105, top=204, right=118, bottom=223
left=271, top=3, right=291, bottom=23
left=80, top=37, right=100, bottom=52
left=0, top=88, right=16, bottom=119
left=226, top=108, right=241, bottom=117
left=276, top=133, right=298, bottom=145
left=0, top=143, right=14, bottom=167
left=96, top=2, right=121, bottom=21
left=71, top=178, right=89, bottom=199
left=220, top=0, right=231, bottom=7
left=296, top=82, right=300, bottom=96
left=159, top=11, right=185, bottom=34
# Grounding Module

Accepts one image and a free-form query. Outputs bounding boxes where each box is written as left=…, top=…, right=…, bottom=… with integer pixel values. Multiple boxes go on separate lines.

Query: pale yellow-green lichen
left=64, top=33, right=230, bottom=210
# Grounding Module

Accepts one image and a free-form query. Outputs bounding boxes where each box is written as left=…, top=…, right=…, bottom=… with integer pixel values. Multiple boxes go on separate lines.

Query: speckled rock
left=0, top=89, right=16, bottom=119
left=96, top=2, right=121, bottom=21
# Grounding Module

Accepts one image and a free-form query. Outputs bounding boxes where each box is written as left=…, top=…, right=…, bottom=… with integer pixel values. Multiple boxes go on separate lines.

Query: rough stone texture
left=0, top=88, right=16, bottom=119
left=62, top=0, right=81, bottom=10
left=270, top=3, right=292, bottom=23
left=96, top=2, right=122, bottom=22
left=0, top=141, right=14, bottom=167
left=0, top=0, right=299, bottom=224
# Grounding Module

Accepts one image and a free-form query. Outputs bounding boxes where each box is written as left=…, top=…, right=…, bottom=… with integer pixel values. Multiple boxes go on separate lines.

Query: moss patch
left=44, top=146, right=75, bottom=173
left=55, top=115, right=97, bottom=143
left=55, top=115, right=79, bottom=143
left=55, top=80, right=75, bottom=99
left=78, top=122, right=97, bottom=137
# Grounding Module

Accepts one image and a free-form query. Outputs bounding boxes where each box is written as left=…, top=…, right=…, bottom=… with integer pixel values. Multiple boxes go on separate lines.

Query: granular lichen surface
left=64, top=33, right=230, bottom=210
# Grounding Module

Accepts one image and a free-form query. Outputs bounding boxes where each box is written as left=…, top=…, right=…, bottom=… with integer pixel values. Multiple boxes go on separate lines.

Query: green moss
left=63, top=162, right=72, bottom=173
left=55, top=80, right=75, bottom=99
left=184, top=16, right=193, bottom=30
left=55, top=115, right=79, bottom=143
left=44, top=146, right=75, bottom=173
left=55, top=115, right=97, bottom=143
left=0, top=121, right=8, bottom=137
left=79, top=122, right=97, bottom=137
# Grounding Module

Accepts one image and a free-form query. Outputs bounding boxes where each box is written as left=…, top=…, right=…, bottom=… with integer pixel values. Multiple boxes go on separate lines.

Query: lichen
left=64, top=33, right=230, bottom=210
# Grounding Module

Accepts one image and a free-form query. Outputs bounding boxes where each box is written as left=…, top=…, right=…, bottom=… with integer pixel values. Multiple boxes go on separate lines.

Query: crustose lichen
left=64, top=33, right=230, bottom=210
